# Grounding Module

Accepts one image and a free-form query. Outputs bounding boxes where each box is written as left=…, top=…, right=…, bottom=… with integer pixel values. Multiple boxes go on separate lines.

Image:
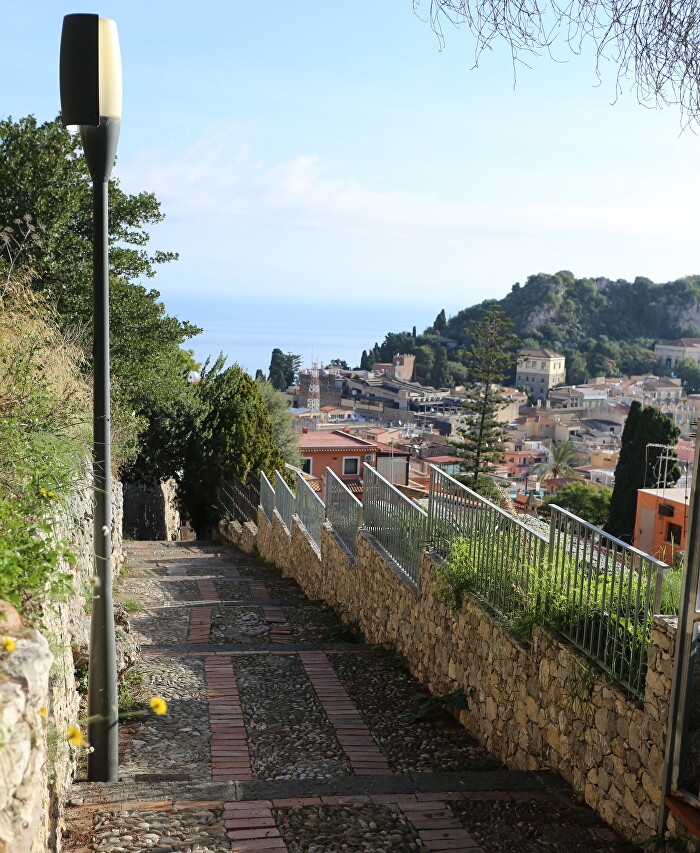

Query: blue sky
left=2, top=3, right=700, bottom=369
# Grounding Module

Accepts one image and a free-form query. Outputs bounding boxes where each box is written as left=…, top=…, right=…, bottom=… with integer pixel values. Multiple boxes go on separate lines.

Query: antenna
left=308, top=361, right=320, bottom=413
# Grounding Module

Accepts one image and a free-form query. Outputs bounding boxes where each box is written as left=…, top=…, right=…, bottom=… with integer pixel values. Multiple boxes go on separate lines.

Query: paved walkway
left=63, top=541, right=635, bottom=853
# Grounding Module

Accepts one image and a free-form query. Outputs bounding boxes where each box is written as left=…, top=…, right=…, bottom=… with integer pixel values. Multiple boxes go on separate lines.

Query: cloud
left=117, top=134, right=700, bottom=300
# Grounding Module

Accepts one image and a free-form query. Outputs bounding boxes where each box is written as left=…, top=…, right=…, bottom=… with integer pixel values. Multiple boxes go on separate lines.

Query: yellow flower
left=39, top=488, right=48, bottom=498
left=39, top=706, right=48, bottom=718
left=47, top=492, right=57, bottom=499
left=148, top=696, right=168, bottom=716
left=1, top=636, right=16, bottom=652
left=66, top=725, right=86, bottom=748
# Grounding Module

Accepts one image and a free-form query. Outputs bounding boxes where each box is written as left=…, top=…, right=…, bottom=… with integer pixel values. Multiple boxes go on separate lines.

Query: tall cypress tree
left=606, top=402, right=681, bottom=542
left=431, top=345, right=451, bottom=388
left=434, top=309, right=447, bottom=332
left=450, top=309, right=518, bottom=486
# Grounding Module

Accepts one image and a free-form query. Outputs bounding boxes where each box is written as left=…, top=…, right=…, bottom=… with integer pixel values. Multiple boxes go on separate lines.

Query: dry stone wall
left=0, top=471, right=130, bottom=853
left=239, top=504, right=676, bottom=844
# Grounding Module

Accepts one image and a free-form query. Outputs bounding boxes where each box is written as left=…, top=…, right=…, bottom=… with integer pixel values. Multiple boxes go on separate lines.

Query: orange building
left=298, top=430, right=378, bottom=498
left=633, top=487, right=690, bottom=562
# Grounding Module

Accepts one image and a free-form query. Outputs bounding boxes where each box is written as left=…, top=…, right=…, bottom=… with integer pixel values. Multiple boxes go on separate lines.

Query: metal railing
left=295, top=471, right=325, bottom=549
left=325, top=468, right=363, bottom=558
left=547, top=506, right=667, bottom=696
left=260, top=471, right=275, bottom=524
left=362, top=465, right=427, bottom=584
left=274, top=471, right=295, bottom=532
left=217, top=474, right=259, bottom=524
left=427, top=466, right=548, bottom=622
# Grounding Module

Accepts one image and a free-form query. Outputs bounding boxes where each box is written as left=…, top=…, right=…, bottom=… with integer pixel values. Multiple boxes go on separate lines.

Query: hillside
left=362, top=271, right=700, bottom=384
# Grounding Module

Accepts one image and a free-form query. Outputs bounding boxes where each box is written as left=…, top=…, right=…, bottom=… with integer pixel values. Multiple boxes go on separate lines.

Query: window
left=301, top=457, right=312, bottom=475
left=541, top=361, right=546, bottom=369
left=342, top=457, right=359, bottom=475
left=666, top=358, right=672, bottom=368
left=666, top=522, right=682, bottom=545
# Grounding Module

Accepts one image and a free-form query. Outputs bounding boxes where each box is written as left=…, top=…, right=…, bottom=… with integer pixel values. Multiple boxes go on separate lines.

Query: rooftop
left=639, top=487, right=691, bottom=505
left=519, top=348, right=565, bottom=359
left=298, top=430, right=377, bottom=452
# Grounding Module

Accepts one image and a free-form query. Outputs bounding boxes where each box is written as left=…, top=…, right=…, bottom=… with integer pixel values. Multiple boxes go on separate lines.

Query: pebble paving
left=63, top=540, right=635, bottom=853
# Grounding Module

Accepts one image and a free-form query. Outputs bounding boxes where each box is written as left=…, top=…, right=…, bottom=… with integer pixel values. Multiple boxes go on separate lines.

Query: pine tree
left=360, top=350, right=370, bottom=370
left=450, top=309, right=518, bottom=486
left=412, top=326, right=417, bottom=339
left=434, top=309, right=447, bottom=333
left=606, top=402, right=681, bottom=542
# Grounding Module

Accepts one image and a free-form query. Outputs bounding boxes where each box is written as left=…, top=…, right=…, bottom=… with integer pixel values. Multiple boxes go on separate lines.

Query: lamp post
left=60, top=13, right=122, bottom=782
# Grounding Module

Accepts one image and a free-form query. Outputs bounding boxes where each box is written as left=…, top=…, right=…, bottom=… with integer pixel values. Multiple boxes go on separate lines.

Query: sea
left=161, top=294, right=444, bottom=376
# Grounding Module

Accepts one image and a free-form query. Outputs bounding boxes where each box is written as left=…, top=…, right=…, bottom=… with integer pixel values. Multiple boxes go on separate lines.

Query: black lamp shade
left=60, top=13, right=100, bottom=127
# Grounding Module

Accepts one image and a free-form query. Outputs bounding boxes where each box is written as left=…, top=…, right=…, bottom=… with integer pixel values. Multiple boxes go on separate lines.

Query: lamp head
left=60, top=13, right=122, bottom=128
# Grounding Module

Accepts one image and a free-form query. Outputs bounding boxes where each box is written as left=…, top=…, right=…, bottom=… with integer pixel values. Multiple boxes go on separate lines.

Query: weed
left=402, top=688, right=470, bottom=723
left=118, top=666, right=146, bottom=721
left=118, top=598, right=141, bottom=614
left=320, top=604, right=363, bottom=643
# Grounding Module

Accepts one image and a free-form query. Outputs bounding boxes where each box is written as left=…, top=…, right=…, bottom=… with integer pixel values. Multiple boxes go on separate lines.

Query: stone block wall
left=217, top=519, right=257, bottom=554
left=122, top=478, right=181, bottom=541
left=0, top=470, right=129, bottom=853
left=240, top=505, right=676, bottom=843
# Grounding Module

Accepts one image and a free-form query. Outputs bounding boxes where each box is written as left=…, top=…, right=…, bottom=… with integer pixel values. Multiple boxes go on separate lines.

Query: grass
left=118, top=666, right=146, bottom=720
left=118, top=598, right=142, bottom=614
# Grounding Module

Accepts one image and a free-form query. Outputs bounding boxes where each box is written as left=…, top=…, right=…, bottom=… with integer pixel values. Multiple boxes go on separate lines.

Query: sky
left=2, top=2, right=700, bottom=372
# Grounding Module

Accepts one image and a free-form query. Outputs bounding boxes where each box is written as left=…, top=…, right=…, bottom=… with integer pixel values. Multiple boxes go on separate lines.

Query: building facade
left=654, top=338, right=700, bottom=369
left=516, top=349, right=566, bottom=401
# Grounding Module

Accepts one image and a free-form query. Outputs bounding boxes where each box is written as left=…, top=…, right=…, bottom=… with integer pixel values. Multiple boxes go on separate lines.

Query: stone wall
left=217, top=519, right=257, bottom=554
left=0, top=470, right=131, bottom=853
left=243, top=505, right=675, bottom=844
left=122, top=479, right=181, bottom=541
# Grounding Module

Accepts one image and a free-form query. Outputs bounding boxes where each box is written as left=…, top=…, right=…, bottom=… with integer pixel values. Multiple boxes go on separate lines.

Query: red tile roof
left=298, top=430, right=376, bottom=452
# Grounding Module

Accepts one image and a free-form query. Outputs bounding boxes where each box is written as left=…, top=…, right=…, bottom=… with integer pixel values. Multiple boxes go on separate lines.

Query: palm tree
left=533, top=440, right=579, bottom=481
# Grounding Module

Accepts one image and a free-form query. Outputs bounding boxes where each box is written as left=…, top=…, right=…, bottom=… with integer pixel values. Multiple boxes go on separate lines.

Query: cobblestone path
left=63, top=541, right=635, bottom=853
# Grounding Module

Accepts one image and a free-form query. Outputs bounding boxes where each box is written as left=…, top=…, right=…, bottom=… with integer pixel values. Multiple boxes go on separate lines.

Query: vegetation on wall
left=0, top=277, right=84, bottom=613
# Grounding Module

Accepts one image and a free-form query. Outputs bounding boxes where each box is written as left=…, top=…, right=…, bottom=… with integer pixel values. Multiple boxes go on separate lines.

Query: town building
left=371, top=353, right=415, bottom=381
left=654, top=338, right=700, bottom=369
left=634, top=486, right=690, bottom=562
left=516, top=348, right=566, bottom=400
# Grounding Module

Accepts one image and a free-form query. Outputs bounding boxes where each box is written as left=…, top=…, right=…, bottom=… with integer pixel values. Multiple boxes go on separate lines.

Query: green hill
left=362, top=271, right=700, bottom=385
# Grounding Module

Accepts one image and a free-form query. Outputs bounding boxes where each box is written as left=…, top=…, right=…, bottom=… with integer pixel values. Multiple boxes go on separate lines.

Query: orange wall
left=633, top=491, right=687, bottom=562
left=301, top=449, right=376, bottom=482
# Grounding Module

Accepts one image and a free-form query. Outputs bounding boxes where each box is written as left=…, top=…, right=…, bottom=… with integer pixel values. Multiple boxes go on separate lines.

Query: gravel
left=449, top=797, right=631, bottom=853
left=130, top=606, right=190, bottom=646
left=213, top=579, right=254, bottom=600
left=119, top=657, right=211, bottom=781
left=275, top=803, right=424, bottom=852
left=284, top=606, right=337, bottom=642
left=117, top=578, right=201, bottom=604
left=88, top=807, right=228, bottom=852
left=236, top=653, right=352, bottom=781
left=330, top=652, right=501, bottom=774
left=264, top=579, right=308, bottom=600
left=209, top=606, right=270, bottom=644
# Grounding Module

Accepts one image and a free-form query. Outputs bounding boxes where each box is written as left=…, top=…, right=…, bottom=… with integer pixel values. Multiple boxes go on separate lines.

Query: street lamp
left=60, top=13, right=122, bottom=782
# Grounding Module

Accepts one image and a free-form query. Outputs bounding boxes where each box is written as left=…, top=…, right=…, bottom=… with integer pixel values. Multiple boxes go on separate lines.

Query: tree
left=450, top=308, right=518, bottom=486
left=255, top=378, right=301, bottom=467
left=0, top=116, right=177, bottom=324
left=420, top=0, right=700, bottom=124
left=0, top=115, right=203, bottom=484
left=268, top=348, right=300, bottom=391
left=329, top=358, right=349, bottom=369
left=543, top=481, right=612, bottom=527
left=360, top=350, right=371, bottom=370
left=606, top=402, right=681, bottom=542
left=434, top=309, right=447, bottom=333
left=179, top=359, right=286, bottom=534
left=431, top=345, right=452, bottom=387
left=533, top=440, right=579, bottom=481
left=675, top=357, right=700, bottom=395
